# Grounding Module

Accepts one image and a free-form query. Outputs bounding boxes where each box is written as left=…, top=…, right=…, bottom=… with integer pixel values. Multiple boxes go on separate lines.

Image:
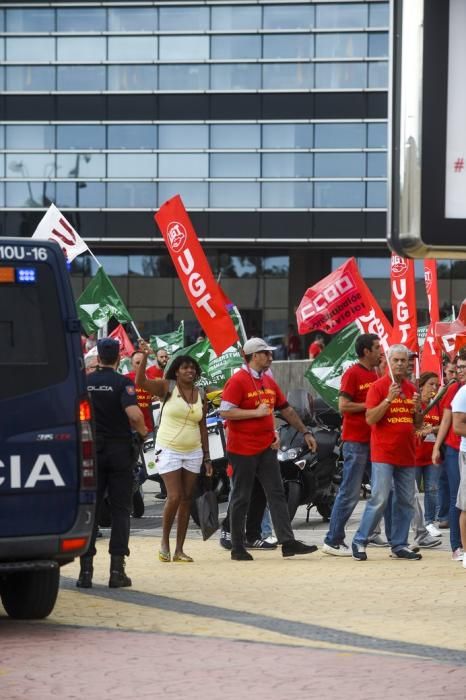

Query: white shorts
left=155, top=445, right=203, bottom=475
left=457, top=452, right=466, bottom=511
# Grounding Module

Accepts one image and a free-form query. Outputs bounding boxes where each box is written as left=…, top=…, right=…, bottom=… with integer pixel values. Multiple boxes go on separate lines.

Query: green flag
left=149, top=321, right=184, bottom=355
left=77, top=266, right=132, bottom=334
left=305, top=323, right=359, bottom=410
left=170, top=337, right=243, bottom=389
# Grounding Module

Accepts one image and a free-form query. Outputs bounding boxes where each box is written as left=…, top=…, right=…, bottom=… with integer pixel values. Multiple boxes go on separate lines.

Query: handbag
left=195, top=482, right=219, bottom=541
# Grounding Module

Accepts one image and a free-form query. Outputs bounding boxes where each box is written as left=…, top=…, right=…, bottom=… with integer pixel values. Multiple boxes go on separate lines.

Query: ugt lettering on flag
left=296, top=257, right=391, bottom=339
left=32, top=203, right=89, bottom=262
left=154, top=195, right=239, bottom=357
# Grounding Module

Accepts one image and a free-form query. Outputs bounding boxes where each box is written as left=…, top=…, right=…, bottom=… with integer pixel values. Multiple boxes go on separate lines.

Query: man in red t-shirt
left=352, top=344, right=423, bottom=561
left=308, top=336, right=325, bottom=360
left=220, top=337, right=318, bottom=561
left=432, top=349, right=466, bottom=559
left=127, top=351, right=157, bottom=433
left=322, top=333, right=381, bottom=556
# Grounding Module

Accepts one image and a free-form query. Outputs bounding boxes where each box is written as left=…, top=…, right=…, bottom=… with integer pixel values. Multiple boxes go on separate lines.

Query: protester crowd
left=77, top=330, right=466, bottom=588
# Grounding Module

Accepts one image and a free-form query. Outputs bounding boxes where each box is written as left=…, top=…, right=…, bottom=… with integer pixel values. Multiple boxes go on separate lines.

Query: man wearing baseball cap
left=220, top=337, right=319, bottom=560
left=77, top=337, right=147, bottom=590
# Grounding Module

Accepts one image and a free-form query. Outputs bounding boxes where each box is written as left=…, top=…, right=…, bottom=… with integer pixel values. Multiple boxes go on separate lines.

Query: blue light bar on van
left=16, top=268, right=37, bottom=283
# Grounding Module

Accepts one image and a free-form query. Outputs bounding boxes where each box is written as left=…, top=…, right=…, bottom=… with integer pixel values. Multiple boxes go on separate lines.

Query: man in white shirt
left=452, top=383, right=466, bottom=569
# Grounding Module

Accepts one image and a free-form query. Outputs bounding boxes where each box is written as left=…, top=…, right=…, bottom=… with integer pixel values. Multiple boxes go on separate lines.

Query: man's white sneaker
left=451, top=548, right=464, bottom=561
left=264, top=536, right=278, bottom=545
left=322, top=542, right=351, bottom=557
left=425, top=523, right=442, bottom=538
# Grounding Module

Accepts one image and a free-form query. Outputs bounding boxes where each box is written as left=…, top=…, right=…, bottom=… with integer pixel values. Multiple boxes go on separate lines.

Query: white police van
left=0, top=239, right=96, bottom=618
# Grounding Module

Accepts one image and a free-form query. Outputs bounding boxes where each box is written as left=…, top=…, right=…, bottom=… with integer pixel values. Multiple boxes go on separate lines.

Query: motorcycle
left=190, top=393, right=230, bottom=526
left=277, top=391, right=342, bottom=523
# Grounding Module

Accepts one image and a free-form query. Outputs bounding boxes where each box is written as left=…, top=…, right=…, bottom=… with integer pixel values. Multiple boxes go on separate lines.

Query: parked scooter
left=277, top=391, right=342, bottom=523
left=190, top=392, right=230, bottom=526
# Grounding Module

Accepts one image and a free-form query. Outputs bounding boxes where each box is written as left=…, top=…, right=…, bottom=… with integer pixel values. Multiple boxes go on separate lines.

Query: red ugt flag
left=390, top=254, right=419, bottom=352
left=154, top=195, right=239, bottom=357
left=296, top=258, right=392, bottom=350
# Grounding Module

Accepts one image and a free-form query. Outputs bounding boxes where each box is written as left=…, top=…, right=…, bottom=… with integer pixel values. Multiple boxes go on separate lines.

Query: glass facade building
left=1, top=1, right=459, bottom=341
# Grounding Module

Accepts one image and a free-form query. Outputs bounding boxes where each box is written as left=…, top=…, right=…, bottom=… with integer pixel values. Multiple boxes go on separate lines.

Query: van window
left=0, top=262, right=68, bottom=401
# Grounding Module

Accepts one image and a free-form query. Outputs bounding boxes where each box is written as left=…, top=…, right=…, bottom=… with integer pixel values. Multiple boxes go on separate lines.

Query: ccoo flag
left=296, top=258, right=392, bottom=350
left=149, top=321, right=185, bottom=355
left=154, top=195, right=239, bottom=356
left=32, top=203, right=89, bottom=262
left=77, top=266, right=133, bottom=334
left=305, top=323, right=360, bottom=410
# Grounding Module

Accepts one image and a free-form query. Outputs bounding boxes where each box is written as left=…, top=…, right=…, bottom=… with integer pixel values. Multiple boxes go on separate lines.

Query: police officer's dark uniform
left=77, top=338, right=141, bottom=589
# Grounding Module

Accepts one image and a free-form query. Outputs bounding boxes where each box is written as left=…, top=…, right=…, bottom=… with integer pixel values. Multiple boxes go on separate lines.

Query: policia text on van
left=0, top=238, right=96, bottom=619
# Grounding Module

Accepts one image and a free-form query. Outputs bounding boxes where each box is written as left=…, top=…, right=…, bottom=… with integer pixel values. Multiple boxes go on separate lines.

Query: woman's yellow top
left=157, top=389, right=203, bottom=452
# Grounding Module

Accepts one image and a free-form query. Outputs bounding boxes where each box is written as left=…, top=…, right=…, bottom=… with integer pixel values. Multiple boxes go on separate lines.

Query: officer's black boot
left=76, top=555, right=94, bottom=588
left=109, top=555, right=132, bottom=588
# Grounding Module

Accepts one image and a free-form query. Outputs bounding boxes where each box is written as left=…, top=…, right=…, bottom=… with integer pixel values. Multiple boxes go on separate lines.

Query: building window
left=316, top=4, right=368, bottom=29
left=56, top=8, right=106, bottom=32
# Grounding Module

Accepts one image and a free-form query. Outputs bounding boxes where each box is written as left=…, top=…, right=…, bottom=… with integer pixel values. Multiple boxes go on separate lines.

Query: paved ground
left=1, top=484, right=465, bottom=699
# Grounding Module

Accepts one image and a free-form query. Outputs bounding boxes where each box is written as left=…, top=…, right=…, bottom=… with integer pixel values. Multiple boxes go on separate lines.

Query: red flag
left=390, top=254, right=418, bottom=352
left=420, top=260, right=442, bottom=374
left=296, top=257, right=392, bottom=350
left=435, top=300, right=466, bottom=356
left=109, top=324, right=135, bottom=358
left=154, top=195, right=239, bottom=356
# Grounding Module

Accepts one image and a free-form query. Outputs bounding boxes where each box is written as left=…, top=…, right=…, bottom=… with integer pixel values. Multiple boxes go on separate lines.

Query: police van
left=0, top=238, right=96, bottom=619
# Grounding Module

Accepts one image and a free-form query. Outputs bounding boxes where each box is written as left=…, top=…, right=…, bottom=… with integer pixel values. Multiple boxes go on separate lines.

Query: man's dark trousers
left=228, top=447, right=294, bottom=550
left=86, top=440, right=134, bottom=557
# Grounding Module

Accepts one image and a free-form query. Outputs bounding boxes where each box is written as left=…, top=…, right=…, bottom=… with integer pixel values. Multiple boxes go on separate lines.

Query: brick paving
left=1, top=492, right=465, bottom=699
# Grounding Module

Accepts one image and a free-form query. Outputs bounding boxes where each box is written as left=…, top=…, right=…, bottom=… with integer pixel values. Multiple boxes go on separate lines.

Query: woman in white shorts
left=136, top=340, right=212, bottom=562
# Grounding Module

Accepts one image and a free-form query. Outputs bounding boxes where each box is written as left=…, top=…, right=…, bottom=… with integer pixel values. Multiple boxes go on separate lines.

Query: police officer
left=77, top=338, right=147, bottom=589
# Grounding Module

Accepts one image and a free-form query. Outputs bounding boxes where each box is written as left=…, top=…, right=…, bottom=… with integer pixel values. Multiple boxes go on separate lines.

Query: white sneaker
left=463, top=556, right=466, bottom=569
left=451, top=548, right=464, bottom=561
left=264, top=536, right=278, bottom=545
left=322, top=542, right=351, bottom=557
left=426, top=523, right=442, bottom=538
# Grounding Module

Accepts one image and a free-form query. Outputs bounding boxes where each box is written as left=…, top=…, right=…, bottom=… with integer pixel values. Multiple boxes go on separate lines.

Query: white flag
left=32, top=203, right=89, bottom=262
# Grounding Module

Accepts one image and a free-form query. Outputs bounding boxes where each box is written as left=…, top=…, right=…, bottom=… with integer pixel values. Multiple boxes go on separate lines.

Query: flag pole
left=131, top=321, right=142, bottom=339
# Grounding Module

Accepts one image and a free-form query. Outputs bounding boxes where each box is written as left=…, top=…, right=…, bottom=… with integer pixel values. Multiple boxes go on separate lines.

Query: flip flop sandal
left=173, top=553, right=194, bottom=562
left=158, top=550, right=171, bottom=562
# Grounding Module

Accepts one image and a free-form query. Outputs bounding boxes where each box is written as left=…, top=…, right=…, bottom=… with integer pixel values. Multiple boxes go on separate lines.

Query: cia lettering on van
left=0, top=455, right=65, bottom=488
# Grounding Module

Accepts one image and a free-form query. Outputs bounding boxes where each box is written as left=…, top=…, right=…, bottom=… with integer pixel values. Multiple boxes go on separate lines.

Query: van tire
left=0, top=568, right=60, bottom=620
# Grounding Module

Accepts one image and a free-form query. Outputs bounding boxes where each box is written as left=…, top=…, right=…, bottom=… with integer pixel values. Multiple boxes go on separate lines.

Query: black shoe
left=155, top=493, right=166, bottom=500
left=231, top=548, right=254, bottom=561
left=391, top=547, right=422, bottom=560
left=76, top=556, right=94, bottom=588
left=245, top=538, right=278, bottom=550
left=109, top=555, right=132, bottom=587
left=281, top=540, right=318, bottom=557
left=219, top=530, right=232, bottom=550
